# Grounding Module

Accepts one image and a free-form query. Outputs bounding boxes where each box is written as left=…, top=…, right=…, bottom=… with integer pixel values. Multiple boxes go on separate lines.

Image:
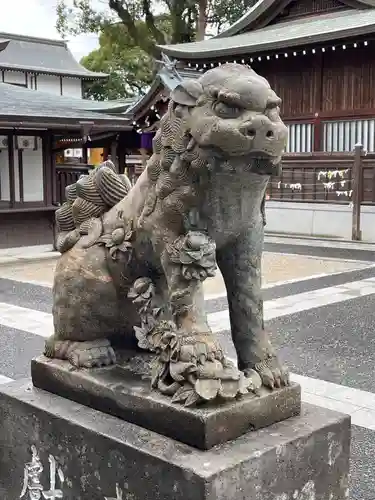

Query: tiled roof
left=215, top=0, right=375, bottom=38
left=159, top=8, right=375, bottom=59
left=0, top=82, right=131, bottom=129
left=0, top=33, right=107, bottom=79
left=56, top=95, right=135, bottom=114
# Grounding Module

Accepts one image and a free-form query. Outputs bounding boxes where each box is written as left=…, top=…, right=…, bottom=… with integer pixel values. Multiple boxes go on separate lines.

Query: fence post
left=351, top=143, right=364, bottom=241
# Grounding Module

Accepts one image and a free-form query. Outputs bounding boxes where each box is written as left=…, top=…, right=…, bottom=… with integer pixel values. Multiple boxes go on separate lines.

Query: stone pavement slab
left=0, top=251, right=372, bottom=296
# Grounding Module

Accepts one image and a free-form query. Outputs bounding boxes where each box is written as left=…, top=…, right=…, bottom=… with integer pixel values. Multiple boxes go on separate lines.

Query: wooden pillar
left=8, top=133, right=15, bottom=207
left=351, top=143, right=364, bottom=241
left=118, top=135, right=126, bottom=174
left=82, top=144, right=88, bottom=164
left=42, top=132, right=53, bottom=206
left=110, top=140, right=118, bottom=172
left=313, top=114, right=323, bottom=152
left=18, top=149, right=24, bottom=203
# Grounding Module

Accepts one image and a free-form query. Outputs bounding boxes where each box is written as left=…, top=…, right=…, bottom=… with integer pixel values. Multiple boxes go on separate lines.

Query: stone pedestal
left=31, top=354, right=301, bottom=450
left=0, top=380, right=350, bottom=500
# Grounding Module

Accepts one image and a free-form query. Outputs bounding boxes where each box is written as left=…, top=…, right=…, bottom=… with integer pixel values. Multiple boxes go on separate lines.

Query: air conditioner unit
left=73, top=148, right=83, bottom=158
left=64, top=149, right=73, bottom=158
left=0, top=136, right=8, bottom=149
left=16, top=135, right=37, bottom=150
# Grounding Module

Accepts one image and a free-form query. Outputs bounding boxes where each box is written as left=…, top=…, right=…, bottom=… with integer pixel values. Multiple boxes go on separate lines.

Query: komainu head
left=169, top=63, right=288, bottom=173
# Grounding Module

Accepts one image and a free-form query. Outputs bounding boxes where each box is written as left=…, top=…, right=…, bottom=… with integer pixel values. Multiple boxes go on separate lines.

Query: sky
left=0, top=0, right=99, bottom=62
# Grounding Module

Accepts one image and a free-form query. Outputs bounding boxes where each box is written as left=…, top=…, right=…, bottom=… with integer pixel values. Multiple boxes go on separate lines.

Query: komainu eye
left=213, top=101, right=242, bottom=118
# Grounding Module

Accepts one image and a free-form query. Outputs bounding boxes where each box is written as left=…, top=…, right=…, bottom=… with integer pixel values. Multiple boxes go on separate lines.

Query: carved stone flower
left=128, top=278, right=161, bottom=350
left=99, top=222, right=134, bottom=261
left=166, top=231, right=217, bottom=281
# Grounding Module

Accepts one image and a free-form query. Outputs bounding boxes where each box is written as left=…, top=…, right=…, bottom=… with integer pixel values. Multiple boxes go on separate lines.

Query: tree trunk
left=196, top=0, right=208, bottom=41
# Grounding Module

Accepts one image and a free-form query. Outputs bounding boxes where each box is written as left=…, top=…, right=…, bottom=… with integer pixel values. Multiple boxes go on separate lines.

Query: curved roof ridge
left=215, top=0, right=375, bottom=39
left=0, top=33, right=107, bottom=79
left=0, top=32, right=67, bottom=47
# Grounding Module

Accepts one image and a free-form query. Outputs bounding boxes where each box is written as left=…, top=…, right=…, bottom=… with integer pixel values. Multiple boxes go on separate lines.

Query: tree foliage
left=80, top=23, right=154, bottom=100
left=57, top=0, right=258, bottom=100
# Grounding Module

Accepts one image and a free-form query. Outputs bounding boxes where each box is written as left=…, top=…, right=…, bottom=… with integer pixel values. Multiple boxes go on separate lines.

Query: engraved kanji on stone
left=105, top=483, right=123, bottom=500
left=20, top=447, right=65, bottom=500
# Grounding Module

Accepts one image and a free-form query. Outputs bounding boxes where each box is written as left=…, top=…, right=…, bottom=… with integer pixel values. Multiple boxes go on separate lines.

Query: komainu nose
left=240, top=119, right=278, bottom=141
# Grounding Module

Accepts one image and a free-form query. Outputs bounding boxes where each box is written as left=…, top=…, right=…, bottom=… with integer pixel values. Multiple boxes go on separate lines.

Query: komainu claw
left=254, top=356, right=290, bottom=390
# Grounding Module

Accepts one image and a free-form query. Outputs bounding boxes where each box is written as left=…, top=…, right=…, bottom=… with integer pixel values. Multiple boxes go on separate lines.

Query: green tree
left=80, top=23, right=154, bottom=100
left=208, top=0, right=258, bottom=34
left=57, top=0, right=257, bottom=100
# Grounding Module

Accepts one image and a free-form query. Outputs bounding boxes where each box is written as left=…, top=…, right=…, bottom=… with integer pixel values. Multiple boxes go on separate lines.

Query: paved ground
left=0, top=250, right=372, bottom=294
left=0, top=241, right=375, bottom=498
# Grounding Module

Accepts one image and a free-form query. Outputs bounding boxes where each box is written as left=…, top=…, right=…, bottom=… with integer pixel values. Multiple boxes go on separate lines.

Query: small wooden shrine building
left=159, top=0, right=375, bottom=155
left=148, top=0, right=375, bottom=214
left=0, top=33, right=133, bottom=248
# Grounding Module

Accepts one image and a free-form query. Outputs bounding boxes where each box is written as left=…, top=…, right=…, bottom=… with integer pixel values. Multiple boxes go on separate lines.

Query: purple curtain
left=140, top=132, right=154, bottom=150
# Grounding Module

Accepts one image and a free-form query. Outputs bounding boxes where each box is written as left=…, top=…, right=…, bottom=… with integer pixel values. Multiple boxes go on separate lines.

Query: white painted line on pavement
left=204, top=262, right=375, bottom=301
left=0, top=375, right=13, bottom=385
left=1, top=276, right=375, bottom=339
left=0, top=302, right=53, bottom=337
left=291, top=373, right=375, bottom=430
left=208, top=276, right=375, bottom=333
left=265, top=234, right=375, bottom=252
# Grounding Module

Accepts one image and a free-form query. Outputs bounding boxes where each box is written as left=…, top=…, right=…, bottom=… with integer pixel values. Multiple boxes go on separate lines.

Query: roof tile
left=159, top=9, right=375, bottom=59
left=0, top=33, right=107, bottom=79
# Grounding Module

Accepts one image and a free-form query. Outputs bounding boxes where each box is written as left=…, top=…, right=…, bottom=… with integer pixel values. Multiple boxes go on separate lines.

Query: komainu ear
left=170, top=79, right=204, bottom=107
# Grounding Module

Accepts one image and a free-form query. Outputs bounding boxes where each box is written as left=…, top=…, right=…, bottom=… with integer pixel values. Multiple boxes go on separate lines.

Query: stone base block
left=31, top=353, right=301, bottom=450
left=0, top=380, right=350, bottom=500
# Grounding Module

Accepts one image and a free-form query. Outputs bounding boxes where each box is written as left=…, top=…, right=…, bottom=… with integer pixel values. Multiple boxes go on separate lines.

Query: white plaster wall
left=36, top=74, right=61, bottom=95
left=0, top=146, right=10, bottom=201
left=21, top=138, right=44, bottom=202
left=265, top=201, right=375, bottom=242
left=61, top=77, right=82, bottom=98
left=3, top=70, right=26, bottom=86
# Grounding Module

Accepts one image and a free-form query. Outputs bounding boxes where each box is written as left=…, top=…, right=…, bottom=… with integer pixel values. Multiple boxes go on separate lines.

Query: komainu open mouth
left=247, top=157, right=281, bottom=176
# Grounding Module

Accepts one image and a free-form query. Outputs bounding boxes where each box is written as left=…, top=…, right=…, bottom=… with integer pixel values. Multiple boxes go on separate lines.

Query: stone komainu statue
left=48, top=63, right=289, bottom=406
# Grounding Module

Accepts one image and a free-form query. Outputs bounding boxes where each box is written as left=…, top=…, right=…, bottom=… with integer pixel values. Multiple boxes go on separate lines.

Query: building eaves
left=215, top=0, right=375, bottom=38
left=0, top=32, right=107, bottom=79
left=0, top=82, right=131, bottom=129
left=159, top=8, right=375, bottom=60
left=0, top=39, right=9, bottom=52
left=216, top=0, right=277, bottom=38
left=124, top=65, right=203, bottom=120
left=55, top=95, right=135, bottom=114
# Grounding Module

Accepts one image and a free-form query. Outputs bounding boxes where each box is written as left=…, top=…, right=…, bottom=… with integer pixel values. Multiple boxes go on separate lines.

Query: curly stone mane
left=138, top=99, right=209, bottom=230
left=55, top=161, right=132, bottom=253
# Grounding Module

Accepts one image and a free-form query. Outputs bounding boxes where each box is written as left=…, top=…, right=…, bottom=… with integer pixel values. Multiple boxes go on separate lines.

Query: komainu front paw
left=151, top=329, right=260, bottom=406
left=44, top=337, right=116, bottom=368
left=248, top=356, right=290, bottom=390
